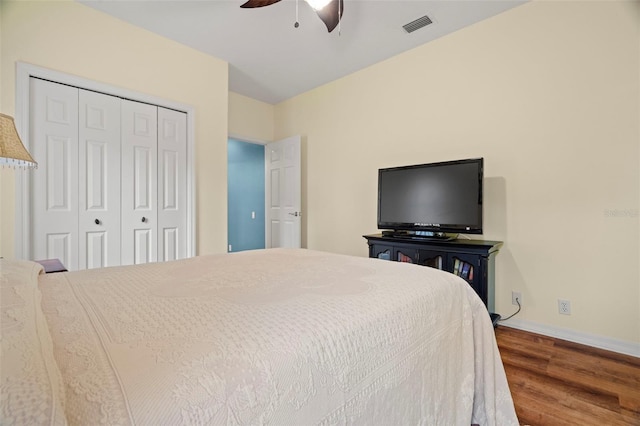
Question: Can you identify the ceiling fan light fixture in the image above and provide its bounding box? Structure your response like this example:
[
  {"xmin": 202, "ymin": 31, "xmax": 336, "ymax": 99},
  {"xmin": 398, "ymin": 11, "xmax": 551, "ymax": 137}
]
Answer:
[
  {"xmin": 305, "ymin": 0, "xmax": 332, "ymax": 11},
  {"xmin": 241, "ymin": 0, "xmax": 342, "ymax": 33}
]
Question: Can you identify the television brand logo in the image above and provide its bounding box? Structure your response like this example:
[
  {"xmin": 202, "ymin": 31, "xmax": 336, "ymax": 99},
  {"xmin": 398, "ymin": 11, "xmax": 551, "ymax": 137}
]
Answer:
[{"xmin": 414, "ymin": 223, "xmax": 440, "ymax": 227}]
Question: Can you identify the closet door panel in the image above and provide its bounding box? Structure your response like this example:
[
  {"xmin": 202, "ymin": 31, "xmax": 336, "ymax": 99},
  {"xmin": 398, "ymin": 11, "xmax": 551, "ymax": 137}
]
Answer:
[
  {"xmin": 157, "ymin": 107, "xmax": 187, "ymax": 262},
  {"xmin": 121, "ymin": 100, "xmax": 158, "ymax": 265},
  {"xmin": 30, "ymin": 79, "xmax": 79, "ymax": 270},
  {"xmin": 78, "ymin": 89, "xmax": 121, "ymax": 269},
  {"xmin": 134, "ymin": 229, "xmax": 152, "ymax": 264}
]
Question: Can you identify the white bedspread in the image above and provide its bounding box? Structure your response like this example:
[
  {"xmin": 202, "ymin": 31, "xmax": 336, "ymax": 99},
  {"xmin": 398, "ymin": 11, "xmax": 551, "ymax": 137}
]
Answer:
[{"xmin": 35, "ymin": 248, "xmax": 517, "ymax": 425}]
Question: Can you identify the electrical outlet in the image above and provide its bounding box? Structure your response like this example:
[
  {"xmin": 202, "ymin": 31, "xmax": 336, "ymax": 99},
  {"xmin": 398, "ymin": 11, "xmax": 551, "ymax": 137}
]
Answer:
[
  {"xmin": 558, "ymin": 299, "xmax": 571, "ymax": 315},
  {"xmin": 228, "ymin": 244, "xmax": 232, "ymax": 252},
  {"xmin": 512, "ymin": 291, "xmax": 522, "ymax": 306}
]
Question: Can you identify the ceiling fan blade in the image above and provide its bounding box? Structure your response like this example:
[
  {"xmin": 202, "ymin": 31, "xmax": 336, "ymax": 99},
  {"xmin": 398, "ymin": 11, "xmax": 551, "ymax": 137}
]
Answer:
[
  {"xmin": 240, "ymin": 0, "xmax": 281, "ymax": 8},
  {"xmin": 315, "ymin": 0, "xmax": 344, "ymax": 33}
]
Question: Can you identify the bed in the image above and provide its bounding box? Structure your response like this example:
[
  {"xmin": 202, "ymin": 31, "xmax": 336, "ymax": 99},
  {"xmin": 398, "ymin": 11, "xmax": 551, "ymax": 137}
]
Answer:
[{"xmin": 1, "ymin": 248, "xmax": 518, "ymax": 425}]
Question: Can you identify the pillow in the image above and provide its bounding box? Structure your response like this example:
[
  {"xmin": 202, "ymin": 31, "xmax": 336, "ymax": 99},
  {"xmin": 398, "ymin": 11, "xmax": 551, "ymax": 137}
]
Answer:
[{"xmin": 1, "ymin": 259, "xmax": 67, "ymax": 425}]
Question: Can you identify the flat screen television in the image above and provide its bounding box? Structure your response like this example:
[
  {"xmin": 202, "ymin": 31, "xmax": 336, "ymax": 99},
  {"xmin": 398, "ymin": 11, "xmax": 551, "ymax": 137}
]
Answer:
[{"xmin": 377, "ymin": 158, "xmax": 483, "ymax": 237}]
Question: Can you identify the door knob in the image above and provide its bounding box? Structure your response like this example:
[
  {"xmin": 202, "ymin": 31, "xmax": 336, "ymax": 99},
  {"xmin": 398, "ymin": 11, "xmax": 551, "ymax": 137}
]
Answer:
[
  {"xmin": 95, "ymin": 219, "xmax": 101, "ymax": 225},
  {"xmin": 288, "ymin": 212, "xmax": 301, "ymax": 217},
  {"xmin": 141, "ymin": 217, "xmax": 147, "ymax": 223}
]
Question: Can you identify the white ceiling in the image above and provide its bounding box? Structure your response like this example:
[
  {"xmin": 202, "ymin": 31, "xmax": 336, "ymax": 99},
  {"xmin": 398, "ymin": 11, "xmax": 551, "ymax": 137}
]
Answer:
[{"xmin": 81, "ymin": 0, "xmax": 526, "ymax": 105}]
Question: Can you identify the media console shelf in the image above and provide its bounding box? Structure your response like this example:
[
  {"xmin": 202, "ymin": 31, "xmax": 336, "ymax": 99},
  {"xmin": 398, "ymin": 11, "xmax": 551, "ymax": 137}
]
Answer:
[{"xmin": 364, "ymin": 234, "xmax": 502, "ymax": 325}]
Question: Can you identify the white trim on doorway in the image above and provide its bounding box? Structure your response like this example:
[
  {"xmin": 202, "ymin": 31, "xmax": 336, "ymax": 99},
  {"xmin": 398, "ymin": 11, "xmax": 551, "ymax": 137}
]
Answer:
[
  {"xmin": 14, "ymin": 62, "xmax": 196, "ymax": 260},
  {"xmin": 228, "ymin": 133, "xmax": 268, "ymax": 146}
]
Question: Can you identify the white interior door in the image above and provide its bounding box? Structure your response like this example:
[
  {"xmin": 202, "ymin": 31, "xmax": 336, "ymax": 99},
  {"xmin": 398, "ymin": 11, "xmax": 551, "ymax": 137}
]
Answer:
[
  {"xmin": 30, "ymin": 78, "xmax": 79, "ymax": 270},
  {"xmin": 78, "ymin": 89, "xmax": 121, "ymax": 269},
  {"xmin": 157, "ymin": 107, "xmax": 187, "ymax": 262},
  {"xmin": 121, "ymin": 100, "xmax": 158, "ymax": 265},
  {"xmin": 265, "ymin": 135, "xmax": 301, "ymax": 248}
]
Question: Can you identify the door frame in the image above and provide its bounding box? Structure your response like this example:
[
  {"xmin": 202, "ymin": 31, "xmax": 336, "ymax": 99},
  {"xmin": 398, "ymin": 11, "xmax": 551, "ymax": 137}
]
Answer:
[
  {"xmin": 227, "ymin": 134, "xmax": 304, "ymax": 250},
  {"xmin": 14, "ymin": 62, "xmax": 196, "ymax": 260}
]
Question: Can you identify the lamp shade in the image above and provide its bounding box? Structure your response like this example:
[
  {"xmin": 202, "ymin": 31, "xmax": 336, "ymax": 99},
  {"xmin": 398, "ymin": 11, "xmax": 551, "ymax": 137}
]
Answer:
[{"xmin": 0, "ymin": 113, "xmax": 37, "ymax": 169}]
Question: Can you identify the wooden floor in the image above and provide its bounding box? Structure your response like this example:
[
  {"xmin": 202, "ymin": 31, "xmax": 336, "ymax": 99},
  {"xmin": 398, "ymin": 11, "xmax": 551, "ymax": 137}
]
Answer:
[{"xmin": 495, "ymin": 326, "xmax": 640, "ymax": 425}]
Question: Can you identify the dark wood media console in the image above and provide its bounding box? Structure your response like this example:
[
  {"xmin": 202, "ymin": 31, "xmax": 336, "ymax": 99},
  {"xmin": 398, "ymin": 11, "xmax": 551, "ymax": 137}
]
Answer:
[{"xmin": 364, "ymin": 234, "xmax": 502, "ymax": 323}]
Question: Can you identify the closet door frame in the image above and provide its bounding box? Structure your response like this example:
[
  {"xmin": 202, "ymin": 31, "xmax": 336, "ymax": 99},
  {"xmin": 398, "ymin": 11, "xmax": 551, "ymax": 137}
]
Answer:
[{"xmin": 14, "ymin": 62, "xmax": 196, "ymax": 261}]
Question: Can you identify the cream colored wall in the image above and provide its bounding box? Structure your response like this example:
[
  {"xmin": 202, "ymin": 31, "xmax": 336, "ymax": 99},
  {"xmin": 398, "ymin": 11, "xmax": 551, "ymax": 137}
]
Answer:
[
  {"xmin": 228, "ymin": 91, "xmax": 274, "ymax": 142},
  {"xmin": 0, "ymin": 0, "xmax": 229, "ymax": 257},
  {"xmin": 275, "ymin": 1, "xmax": 640, "ymax": 344}
]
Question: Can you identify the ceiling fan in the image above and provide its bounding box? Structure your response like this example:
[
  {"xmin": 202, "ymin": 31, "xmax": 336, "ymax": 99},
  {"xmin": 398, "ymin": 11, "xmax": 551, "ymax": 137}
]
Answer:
[{"xmin": 240, "ymin": 0, "xmax": 344, "ymax": 33}]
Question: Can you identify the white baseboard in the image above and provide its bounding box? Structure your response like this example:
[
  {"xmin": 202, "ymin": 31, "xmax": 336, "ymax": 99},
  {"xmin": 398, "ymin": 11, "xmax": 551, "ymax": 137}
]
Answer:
[{"xmin": 500, "ymin": 318, "xmax": 640, "ymax": 358}]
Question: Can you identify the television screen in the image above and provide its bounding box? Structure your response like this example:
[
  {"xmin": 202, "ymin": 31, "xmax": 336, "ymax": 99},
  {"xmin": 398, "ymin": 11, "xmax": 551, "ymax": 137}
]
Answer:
[{"xmin": 377, "ymin": 158, "xmax": 483, "ymax": 235}]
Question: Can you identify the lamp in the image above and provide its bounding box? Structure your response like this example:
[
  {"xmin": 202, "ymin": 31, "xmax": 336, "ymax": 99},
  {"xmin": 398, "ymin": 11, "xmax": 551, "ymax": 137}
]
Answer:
[{"xmin": 0, "ymin": 113, "xmax": 37, "ymax": 169}]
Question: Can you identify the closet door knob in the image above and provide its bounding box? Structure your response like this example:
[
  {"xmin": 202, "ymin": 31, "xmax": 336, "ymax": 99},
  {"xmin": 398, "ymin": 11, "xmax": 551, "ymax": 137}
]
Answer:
[
  {"xmin": 141, "ymin": 217, "xmax": 147, "ymax": 223},
  {"xmin": 95, "ymin": 219, "xmax": 101, "ymax": 225}
]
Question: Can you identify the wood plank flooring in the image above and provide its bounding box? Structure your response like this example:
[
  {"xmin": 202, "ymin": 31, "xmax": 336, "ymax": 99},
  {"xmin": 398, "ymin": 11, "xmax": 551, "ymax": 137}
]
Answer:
[{"xmin": 495, "ymin": 326, "xmax": 640, "ymax": 425}]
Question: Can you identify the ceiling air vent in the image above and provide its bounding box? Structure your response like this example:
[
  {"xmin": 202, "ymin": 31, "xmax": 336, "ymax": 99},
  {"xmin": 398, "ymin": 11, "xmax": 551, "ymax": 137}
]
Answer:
[{"xmin": 403, "ymin": 15, "xmax": 433, "ymax": 33}]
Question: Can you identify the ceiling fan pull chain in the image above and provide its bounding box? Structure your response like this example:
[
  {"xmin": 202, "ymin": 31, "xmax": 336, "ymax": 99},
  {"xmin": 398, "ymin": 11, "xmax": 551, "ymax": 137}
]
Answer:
[
  {"xmin": 338, "ymin": 0, "xmax": 341, "ymax": 35},
  {"xmin": 294, "ymin": 0, "xmax": 300, "ymax": 28}
]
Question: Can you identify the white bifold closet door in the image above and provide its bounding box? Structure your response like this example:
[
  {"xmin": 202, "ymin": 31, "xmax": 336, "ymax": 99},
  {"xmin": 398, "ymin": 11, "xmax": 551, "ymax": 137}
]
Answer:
[
  {"xmin": 157, "ymin": 107, "xmax": 187, "ymax": 262},
  {"xmin": 31, "ymin": 79, "xmax": 81, "ymax": 270},
  {"xmin": 78, "ymin": 89, "xmax": 122, "ymax": 270},
  {"xmin": 120, "ymin": 100, "xmax": 158, "ymax": 265},
  {"xmin": 30, "ymin": 78, "xmax": 187, "ymax": 270},
  {"xmin": 120, "ymin": 101, "xmax": 187, "ymax": 265}
]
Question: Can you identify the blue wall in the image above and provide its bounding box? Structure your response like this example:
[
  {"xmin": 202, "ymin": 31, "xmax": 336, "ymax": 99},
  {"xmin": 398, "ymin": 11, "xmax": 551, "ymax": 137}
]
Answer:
[{"xmin": 228, "ymin": 139, "xmax": 265, "ymax": 252}]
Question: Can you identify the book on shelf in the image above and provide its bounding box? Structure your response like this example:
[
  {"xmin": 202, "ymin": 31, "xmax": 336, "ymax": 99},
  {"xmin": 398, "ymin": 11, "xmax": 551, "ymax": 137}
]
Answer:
[
  {"xmin": 423, "ymin": 255, "xmax": 443, "ymax": 269},
  {"xmin": 461, "ymin": 263, "xmax": 470, "ymax": 280},
  {"xmin": 377, "ymin": 250, "xmax": 391, "ymax": 260}
]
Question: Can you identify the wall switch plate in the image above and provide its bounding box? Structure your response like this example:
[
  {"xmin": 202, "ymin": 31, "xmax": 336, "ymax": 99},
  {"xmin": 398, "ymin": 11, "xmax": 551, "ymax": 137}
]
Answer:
[
  {"xmin": 512, "ymin": 291, "xmax": 522, "ymax": 306},
  {"xmin": 558, "ymin": 299, "xmax": 571, "ymax": 315}
]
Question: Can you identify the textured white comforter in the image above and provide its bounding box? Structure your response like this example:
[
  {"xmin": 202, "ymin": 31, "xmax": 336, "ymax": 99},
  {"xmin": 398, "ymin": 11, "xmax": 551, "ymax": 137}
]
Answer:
[{"xmin": 27, "ymin": 248, "xmax": 517, "ymax": 425}]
